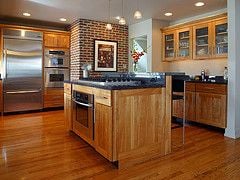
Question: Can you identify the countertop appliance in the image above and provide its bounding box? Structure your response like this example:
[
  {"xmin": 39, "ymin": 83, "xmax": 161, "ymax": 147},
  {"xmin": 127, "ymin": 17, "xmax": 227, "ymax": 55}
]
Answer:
[
  {"xmin": 72, "ymin": 90, "xmax": 94, "ymax": 144},
  {"xmin": 2, "ymin": 29, "xmax": 43, "ymax": 113},
  {"xmin": 44, "ymin": 48, "xmax": 69, "ymax": 88}
]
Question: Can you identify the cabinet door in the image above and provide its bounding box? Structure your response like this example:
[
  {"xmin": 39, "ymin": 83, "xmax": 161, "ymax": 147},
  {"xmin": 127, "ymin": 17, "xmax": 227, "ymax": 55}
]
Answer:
[
  {"xmin": 212, "ymin": 19, "xmax": 228, "ymax": 58},
  {"xmin": 196, "ymin": 92, "xmax": 226, "ymax": 128},
  {"xmin": 185, "ymin": 91, "xmax": 196, "ymax": 121},
  {"xmin": 44, "ymin": 33, "xmax": 58, "ymax": 47},
  {"xmin": 176, "ymin": 27, "xmax": 192, "ymax": 60},
  {"xmin": 94, "ymin": 103, "xmax": 113, "ymax": 161},
  {"xmin": 163, "ymin": 31, "xmax": 176, "ymax": 61},
  {"xmin": 193, "ymin": 23, "xmax": 212, "ymax": 59},
  {"xmin": 64, "ymin": 93, "xmax": 72, "ymax": 131},
  {"xmin": 57, "ymin": 35, "xmax": 70, "ymax": 48}
]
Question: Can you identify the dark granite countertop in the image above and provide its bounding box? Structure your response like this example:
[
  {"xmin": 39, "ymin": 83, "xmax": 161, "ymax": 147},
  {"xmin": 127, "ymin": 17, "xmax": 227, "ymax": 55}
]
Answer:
[
  {"xmin": 172, "ymin": 75, "xmax": 228, "ymax": 84},
  {"xmin": 65, "ymin": 80, "xmax": 166, "ymax": 90},
  {"xmin": 185, "ymin": 79, "xmax": 228, "ymax": 84}
]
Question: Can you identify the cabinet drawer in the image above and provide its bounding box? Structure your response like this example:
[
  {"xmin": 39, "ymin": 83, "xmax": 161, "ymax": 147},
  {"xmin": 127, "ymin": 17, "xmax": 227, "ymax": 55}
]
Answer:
[
  {"xmin": 185, "ymin": 82, "xmax": 196, "ymax": 92},
  {"xmin": 64, "ymin": 83, "xmax": 72, "ymax": 94},
  {"xmin": 196, "ymin": 83, "xmax": 227, "ymax": 94},
  {"xmin": 44, "ymin": 88, "xmax": 64, "ymax": 108},
  {"xmin": 93, "ymin": 88, "xmax": 111, "ymax": 106}
]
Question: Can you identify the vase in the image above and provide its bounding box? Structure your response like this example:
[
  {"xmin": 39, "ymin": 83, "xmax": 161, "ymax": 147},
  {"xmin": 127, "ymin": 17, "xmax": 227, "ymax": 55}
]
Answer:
[{"xmin": 133, "ymin": 62, "xmax": 138, "ymax": 72}]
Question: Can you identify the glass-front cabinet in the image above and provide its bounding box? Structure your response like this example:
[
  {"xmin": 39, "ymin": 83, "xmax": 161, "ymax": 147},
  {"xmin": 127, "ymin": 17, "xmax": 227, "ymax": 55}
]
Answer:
[
  {"xmin": 193, "ymin": 18, "xmax": 228, "ymax": 59},
  {"xmin": 176, "ymin": 28, "xmax": 192, "ymax": 60},
  {"xmin": 163, "ymin": 31, "xmax": 175, "ymax": 61},
  {"xmin": 213, "ymin": 19, "xmax": 228, "ymax": 58},
  {"xmin": 193, "ymin": 23, "xmax": 211, "ymax": 59},
  {"xmin": 163, "ymin": 28, "xmax": 192, "ymax": 61}
]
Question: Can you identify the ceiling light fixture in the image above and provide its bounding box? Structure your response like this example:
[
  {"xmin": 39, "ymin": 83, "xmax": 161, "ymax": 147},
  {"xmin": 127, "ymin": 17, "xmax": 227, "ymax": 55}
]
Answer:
[
  {"xmin": 119, "ymin": 0, "xmax": 126, "ymax": 25},
  {"xmin": 59, "ymin": 18, "xmax": 67, "ymax": 22},
  {"xmin": 164, "ymin": 12, "xmax": 173, "ymax": 17},
  {"xmin": 134, "ymin": 0, "xmax": 142, "ymax": 19},
  {"xmin": 195, "ymin": 2, "xmax": 205, "ymax": 7},
  {"xmin": 106, "ymin": 0, "xmax": 112, "ymax": 30},
  {"xmin": 21, "ymin": 30, "xmax": 25, "ymax": 37},
  {"xmin": 115, "ymin": 16, "xmax": 121, "ymax": 20},
  {"xmin": 23, "ymin": 12, "xmax": 31, "ymax": 17}
]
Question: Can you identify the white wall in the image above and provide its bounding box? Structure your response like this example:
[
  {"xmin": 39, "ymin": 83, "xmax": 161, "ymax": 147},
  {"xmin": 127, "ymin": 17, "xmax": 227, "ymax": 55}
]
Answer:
[
  {"xmin": 225, "ymin": 0, "xmax": 240, "ymax": 139},
  {"xmin": 129, "ymin": 19, "xmax": 152, "ymax": 72},
  {"xmin": 129, "ymin": 19, "xmax": 170, "ymax": 72}
]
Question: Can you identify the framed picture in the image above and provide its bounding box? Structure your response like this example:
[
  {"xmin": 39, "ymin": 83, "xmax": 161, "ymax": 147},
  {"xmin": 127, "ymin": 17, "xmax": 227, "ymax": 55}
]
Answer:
[{"xmin": 94, "ymin": 40, "xmax": 118, "ymax": 71}]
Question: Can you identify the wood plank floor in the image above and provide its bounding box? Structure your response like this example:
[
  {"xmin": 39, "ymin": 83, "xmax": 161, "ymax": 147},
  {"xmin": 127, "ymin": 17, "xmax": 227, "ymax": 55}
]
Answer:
[{"xmin": 0, "ymin": 110, "xmax": 240, "ymax": 179}]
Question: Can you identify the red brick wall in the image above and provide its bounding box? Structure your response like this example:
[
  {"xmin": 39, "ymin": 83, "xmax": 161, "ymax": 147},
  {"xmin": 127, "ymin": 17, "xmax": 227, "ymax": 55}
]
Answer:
[{"xmin": 70, "ymin": 19, "xmax": 129, "ymax": 80}]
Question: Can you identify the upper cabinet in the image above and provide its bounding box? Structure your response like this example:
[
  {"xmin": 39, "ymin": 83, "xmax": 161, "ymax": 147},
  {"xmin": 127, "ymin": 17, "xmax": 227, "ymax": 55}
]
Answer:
[
  {"xmin": 163, "ymin": 27, "xmax": 192, "ymax": 61},
  {"xmin": 163, "ymin": 31, "xmax": 175, "ymax": 61},
  {"xmin": 193, "ymin": 23, "xmax": 212, "ymax": 59},
  {"xmin": 162, "ymin": 14, "xmax": 227, "ymax": 61},
  {"xmin": 44, "ymin": 33, "xmax": 70, "ymax": 48},
  {"xmin": 213, "ymin": 19, "xmax": 228, "ymax": 58},
  {"xmin": 176, "ymin": 27, "xmax": 192, "ymax": 60}
]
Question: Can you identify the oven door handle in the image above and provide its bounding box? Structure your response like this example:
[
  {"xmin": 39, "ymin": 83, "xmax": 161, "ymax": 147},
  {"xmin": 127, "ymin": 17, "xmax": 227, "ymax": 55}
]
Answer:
[{"xmin": 72, "ymin": 98, "xmax": 93, "ymax": 108}]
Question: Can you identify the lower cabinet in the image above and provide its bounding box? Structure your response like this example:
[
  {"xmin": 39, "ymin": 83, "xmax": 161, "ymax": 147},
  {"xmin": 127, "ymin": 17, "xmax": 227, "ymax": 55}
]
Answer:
[
  {"xmin": 64, "ymin": 93, "xmax": 72, "ymax": 131},
  {"xmin": 94, "ymin": 103, "xmax": 113, "ymax": 161},
  {"xmin": 185, "ymin": 91, "xmax": 196, "ymax": 121},
  {"xmin": 196, "ymin": 92, "xmax": 226, "ymax": 128},
  {"xmin": 44, "ymin": 88, "xmax": 64, "ymax": 108},
  {"xmin": 172, "ymin": 82, "xmax": 227, "ymax": 128}
]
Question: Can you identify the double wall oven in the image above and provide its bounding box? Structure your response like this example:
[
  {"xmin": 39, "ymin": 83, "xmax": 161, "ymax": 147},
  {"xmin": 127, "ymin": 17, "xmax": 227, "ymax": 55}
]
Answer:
[
  {"xmin": 72, "ymin": 90, "xmax": 94, "ymax": 145},
  {"xmin": 44, "ymin": 49, "xmax": 69, "ymax": 87}
]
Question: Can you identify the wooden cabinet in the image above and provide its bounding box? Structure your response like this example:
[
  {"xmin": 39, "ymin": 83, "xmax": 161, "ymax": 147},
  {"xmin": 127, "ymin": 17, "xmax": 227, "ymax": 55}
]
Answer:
[
  {"xmin": 94, "ymin": 89, "xmax": 113, "ymax": 161},
  {"xmin": 196, "ymin": 92, "xmax": 226, "ymax": 128},
  {"xmin": 44, "ymin": 88, "xmax": 64, "ymax": 108},
  {"xmin": 163, "ymin": 27, "xmax": 192, "ymax": 61},
  {"xmin": 94, "ymin": 103, "xmax": 113, "ymax": 161},
  {"xmin": 162, "ymin": 14, "xmax": 227, "ymax": 61},
  {"xmin": 163, "ymin": 31, "xmax": 175, "ymax": 61},
  {"xmin": 0, "ymin": 80, "xmax": 2, "ymax": 114},
  {"xmin": 193, "ymin": 23, "xmax": 212, "ymax": 59},
  {"xmin": 44, "ymin": 33, "xmax": 70, "ymax": 48},
  {"xmin": 173, "ymin": 82, "xmax": 227, "ymax": 128},
  {"xmin": 64, "ymin": 83, "xmax": 72, "ymax": 131},
  {"xmin": 193, "ymin": 18, "xmax": 227, "ymax": 59}
]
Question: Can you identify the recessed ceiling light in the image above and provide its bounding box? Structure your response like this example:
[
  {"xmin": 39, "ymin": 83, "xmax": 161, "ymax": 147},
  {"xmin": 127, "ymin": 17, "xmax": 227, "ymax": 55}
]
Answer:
[
  {"xmin": 23, "ymin": 12, "xmax": 31, "ymax": 17},
  {"xmin": 115, "ymin": 16, "xmax": 121, "ymax": 20},
  {"xmin": 59, "ymin": 18, "xmax": 67, "ymax": 22},
  {"xmin": 164, "ymin": 12, "xmax": 173, "ymax": 17},
  {"xmin": 195, "ymin": 2, "xmax": 205, "ymax": 7}
]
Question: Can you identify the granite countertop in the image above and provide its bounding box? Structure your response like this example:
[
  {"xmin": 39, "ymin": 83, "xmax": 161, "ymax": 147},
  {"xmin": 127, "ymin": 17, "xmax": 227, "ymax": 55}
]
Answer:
[
  {"xmin": 172, "ymin": 75, "xmax": 228, "ymax": 84},
  {"xmin": 185, "ymin": 79, "xmax": 228, "ymax": 84},
  {"xmin": 65, "ymin": 79, "xmax": 166, "ymax": 90}
]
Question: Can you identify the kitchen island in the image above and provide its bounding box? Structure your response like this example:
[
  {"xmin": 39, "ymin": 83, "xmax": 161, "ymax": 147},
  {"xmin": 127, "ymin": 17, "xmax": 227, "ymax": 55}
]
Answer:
[{"xmin": 64, "ymin": 74, "xmax": 172, "ymax": 169}]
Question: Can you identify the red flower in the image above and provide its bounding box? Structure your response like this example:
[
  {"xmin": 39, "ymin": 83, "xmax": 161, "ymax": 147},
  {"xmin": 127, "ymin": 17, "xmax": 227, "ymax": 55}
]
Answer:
[{"xmin": 131, "ymin": 51, "xmax": 144, "ymax": 63}]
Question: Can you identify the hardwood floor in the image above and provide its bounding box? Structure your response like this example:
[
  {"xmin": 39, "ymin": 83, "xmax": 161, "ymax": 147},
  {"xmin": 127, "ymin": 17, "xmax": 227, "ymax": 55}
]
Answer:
[{"xmin": 0, "ymin": 110, "xmax": 240, "ymax": 179}]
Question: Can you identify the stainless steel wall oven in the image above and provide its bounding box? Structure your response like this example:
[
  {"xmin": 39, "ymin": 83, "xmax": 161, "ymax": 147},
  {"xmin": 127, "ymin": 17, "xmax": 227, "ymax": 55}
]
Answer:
[
  {"xmin": 44, "ymin": 48, "xmax": 70, "ymax": 88},
  {"xmin": 72, "ymin": 91, "xmax": 94, "ymax": 144}
]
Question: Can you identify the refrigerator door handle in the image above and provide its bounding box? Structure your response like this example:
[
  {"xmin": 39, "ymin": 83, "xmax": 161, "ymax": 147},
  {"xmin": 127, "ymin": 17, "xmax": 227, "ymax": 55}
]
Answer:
[
  {"xmin": 3, "ymin": 49, "xmax": 7, "ymax": 79},
  {"xmin": 5, "ymin": 89, "xmax": 42, "ymax": 94}
]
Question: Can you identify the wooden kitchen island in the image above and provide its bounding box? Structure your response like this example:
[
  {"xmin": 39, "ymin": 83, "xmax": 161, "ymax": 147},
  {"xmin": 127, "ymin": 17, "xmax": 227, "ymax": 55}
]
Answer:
[{"xmin": 64, "ymin": 76, "xmax": 172, "ymax": 169}]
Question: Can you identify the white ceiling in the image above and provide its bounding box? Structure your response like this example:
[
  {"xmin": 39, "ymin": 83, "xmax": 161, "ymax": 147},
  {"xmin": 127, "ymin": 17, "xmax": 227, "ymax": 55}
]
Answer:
[{"xmin": 0, "ymin": 0, "xmax": 227, "ymax": 25}]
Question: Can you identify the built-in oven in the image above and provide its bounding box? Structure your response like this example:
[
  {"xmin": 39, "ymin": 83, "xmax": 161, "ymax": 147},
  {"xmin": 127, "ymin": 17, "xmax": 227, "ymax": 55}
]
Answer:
[
  {"xmin": 72, "ymin": 91, "xmax": 94, "ymax": 145},
  {"xmin": 44, "ymin": 48, "xmax": 69, "ymax": 68},
  {"xmin": 44, "ymin": 68, "xmax": 69, "ymax": 88}
]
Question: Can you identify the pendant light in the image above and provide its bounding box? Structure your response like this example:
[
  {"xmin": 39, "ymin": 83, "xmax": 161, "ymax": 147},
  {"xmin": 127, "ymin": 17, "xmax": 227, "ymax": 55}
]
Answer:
[
  {"xmin": 119, "ymin": 0, "xmax": 126, "ymax": 25},
  {"xmin": 134, "ymin": 0, "xmax": 142, "ymax": 19},
  {"xmin": 106, "ymin": 0, "xmax": 112, "ymax": 30}
]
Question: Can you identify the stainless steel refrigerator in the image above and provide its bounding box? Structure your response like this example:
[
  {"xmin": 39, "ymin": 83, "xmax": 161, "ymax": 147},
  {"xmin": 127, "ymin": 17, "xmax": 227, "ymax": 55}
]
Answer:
[{"xmin": 2, "ymin": 29, "xmax": 43, "ymax": 113}]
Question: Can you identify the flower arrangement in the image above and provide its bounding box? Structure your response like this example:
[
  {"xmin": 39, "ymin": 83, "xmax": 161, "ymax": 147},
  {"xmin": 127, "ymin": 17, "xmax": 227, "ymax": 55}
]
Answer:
[{"xmin": 131, "ymin": 51, "xmax": 144, "ymax": 63}]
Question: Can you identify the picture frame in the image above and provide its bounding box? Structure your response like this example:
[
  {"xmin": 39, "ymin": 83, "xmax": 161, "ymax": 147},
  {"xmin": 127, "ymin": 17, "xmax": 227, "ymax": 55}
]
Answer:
[{"xmin": 94, "ymin": 39, "xmax": 118, "ymax": 72}]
